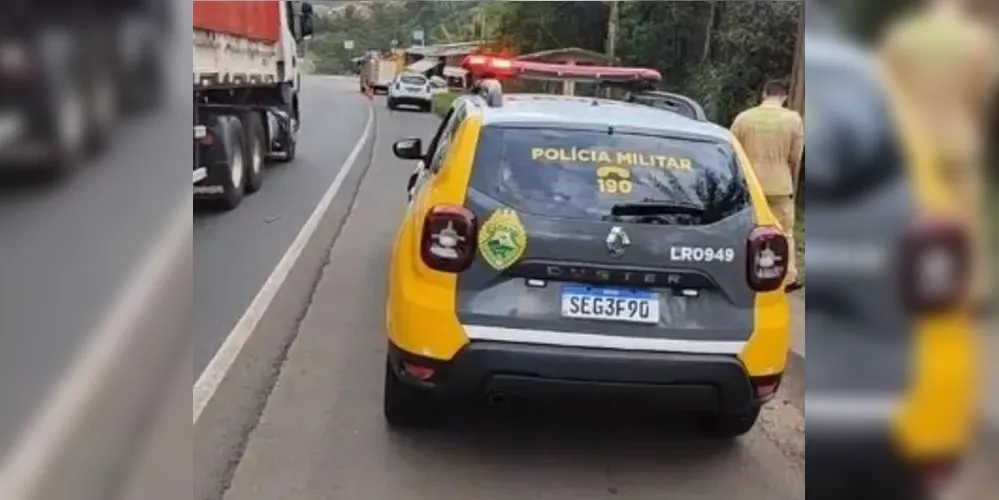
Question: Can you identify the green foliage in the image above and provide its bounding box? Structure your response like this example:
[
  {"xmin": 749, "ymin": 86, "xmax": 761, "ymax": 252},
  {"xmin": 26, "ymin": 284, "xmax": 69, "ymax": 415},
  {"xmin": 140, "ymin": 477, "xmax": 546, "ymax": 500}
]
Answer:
[
  {"xmin": 490, "ymin": 1, "xmax": 608, "ymax": 54},
  {"xmin": 432, "ymin": 92, "xmax": 458, "ymax": 118},
  {"xmin": 311, "ymin": 1, "xmax": 802, "ymax": 124},
  {"xmin": 488, "ymin": 1, "xmax": 801, "ymax": 125},
  {"xmin": 309, "ymin": 2, "xmax": 485, "ymax": 74}
]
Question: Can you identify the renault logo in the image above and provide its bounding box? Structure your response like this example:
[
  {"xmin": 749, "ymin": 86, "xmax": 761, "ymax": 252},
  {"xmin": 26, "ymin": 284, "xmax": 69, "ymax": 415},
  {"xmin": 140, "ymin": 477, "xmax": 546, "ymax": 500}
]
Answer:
[{"xmin": 605, "ymin": 226, "xmax": 630, "ymax": 257}]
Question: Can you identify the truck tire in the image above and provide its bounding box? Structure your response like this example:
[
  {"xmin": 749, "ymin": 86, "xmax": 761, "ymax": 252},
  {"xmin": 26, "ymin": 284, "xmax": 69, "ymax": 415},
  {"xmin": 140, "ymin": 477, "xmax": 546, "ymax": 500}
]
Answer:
[
  {"xmin": 273, "ymin": 117, "xmax": 297, "ymax": 163},
  {"xmin": 83, "ymin": 63, "xmax": 117, "ymax": 158},
  {"xmin": 39, "ymin": 76, "xmax": 89, "ymax": 180},
  {"xmin": 240, "ymin": 111, "xmax": 265, "ymax": 194},
  {"xmin": 216, "ymin": 115, "xmax": 247, "ymax": 210}
]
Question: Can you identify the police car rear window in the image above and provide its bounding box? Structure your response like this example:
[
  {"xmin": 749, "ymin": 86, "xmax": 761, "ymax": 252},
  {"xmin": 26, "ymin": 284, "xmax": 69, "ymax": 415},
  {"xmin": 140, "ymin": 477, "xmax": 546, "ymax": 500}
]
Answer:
[
  {"xmin": 400, "ymin": 75, "xmax": 426, "ymax": 85},
  {"xmin": 469, "ymin": 126, "xmax": 750, "ymax": 225}
]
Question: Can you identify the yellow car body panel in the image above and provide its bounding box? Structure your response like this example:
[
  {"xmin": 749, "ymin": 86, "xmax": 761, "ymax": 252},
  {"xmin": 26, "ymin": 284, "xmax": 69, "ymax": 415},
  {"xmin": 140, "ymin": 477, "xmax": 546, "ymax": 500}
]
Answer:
[
  {"xmin": 731, "ymin": 137, "xmax": 793, "ymax": 378},
  {"xmin": 387, "ymin": 115, "xmax": 483, "ymax": 361},
  {"xmin": 881, "ymin": 69, "xmax": 976, "ymax": 460}
]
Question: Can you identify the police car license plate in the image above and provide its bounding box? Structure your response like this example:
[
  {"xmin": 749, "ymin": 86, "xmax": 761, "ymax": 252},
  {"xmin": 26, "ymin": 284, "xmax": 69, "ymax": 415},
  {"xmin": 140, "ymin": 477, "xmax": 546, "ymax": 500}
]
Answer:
[{"xmin": 560, "ymin": 285, "xmax": 659, "ymax": 324}]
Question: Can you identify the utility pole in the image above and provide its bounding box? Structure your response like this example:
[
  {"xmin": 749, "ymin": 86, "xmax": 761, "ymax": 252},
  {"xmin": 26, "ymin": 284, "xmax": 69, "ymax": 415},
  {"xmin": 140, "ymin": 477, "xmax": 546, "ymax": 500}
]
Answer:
[
  {"xmin": 605, "ymin": 1, "xmax": 619, "ymax": 97},
  {"xmin": 606, "ymin": 1, "xmax": 618, "ymax": 61},
  {"xmin": 478, "ymin": 10, "xmax": 487, "ymax": 46}
]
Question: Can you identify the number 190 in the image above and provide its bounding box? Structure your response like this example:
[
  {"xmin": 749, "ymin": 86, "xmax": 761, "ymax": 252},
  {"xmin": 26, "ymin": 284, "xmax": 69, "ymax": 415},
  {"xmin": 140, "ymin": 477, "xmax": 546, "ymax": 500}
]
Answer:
[{"xmin": 598, "ymin": 178, "xmax": 633, "ymax": 194}]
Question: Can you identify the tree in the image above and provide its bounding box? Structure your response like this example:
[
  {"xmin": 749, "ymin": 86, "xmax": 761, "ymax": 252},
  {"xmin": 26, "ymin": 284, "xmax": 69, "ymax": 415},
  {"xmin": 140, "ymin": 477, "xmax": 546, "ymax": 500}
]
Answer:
[{"xmin": 490, "ymin": 0, "xmax": 800, "ymax": 124}]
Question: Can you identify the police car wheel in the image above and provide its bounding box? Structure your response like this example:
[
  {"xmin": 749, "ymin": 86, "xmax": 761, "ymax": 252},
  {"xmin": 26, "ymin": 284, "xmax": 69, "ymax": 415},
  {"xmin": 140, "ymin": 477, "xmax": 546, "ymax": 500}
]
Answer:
[
  {"xmin": 387, "ymin": 98, "xmax": 397, "ymax": 110},
  {"xmin": 383, "ymin": 357, "xmax": 440, "ymax": 428},
  {"xmin": 696, "ymin": 407, "xmax": 761, "ymax": 439}
]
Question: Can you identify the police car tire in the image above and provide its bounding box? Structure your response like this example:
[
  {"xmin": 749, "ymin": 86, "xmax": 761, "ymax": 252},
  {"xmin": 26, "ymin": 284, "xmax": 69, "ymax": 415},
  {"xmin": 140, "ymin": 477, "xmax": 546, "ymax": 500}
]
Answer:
[
  {"xmin": 697, "ymin": 407, "xmax": 762, "ymax": 439},
  {"xmin": 383, "ymin": 357, "xmax": 439, "ymax": 428},
  {"xmin": 240, "ymin": 111, "xmax": 265, "ymax": 194},
  {"xmin": 217, "ymin": 115, "xmax": 246, "ymax": 210},
  {"xmin": 387, "ymin": 98, "xmax": 397, "ymax": 110}
]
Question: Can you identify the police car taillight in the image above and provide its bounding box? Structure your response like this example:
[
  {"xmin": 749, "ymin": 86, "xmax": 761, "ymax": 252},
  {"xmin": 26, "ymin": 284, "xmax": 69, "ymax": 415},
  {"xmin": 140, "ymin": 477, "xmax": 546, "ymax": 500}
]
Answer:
[
  {"xmin": 747, "ymin": 226, "xmax": 789, "ymax": 292},
  {"xmin": 898, "ymin": 217, "xmax": 969, "ymax": 314},
  {"xmin": 421, "ymin": 204, "xmax": 478, "ymax": 273}
]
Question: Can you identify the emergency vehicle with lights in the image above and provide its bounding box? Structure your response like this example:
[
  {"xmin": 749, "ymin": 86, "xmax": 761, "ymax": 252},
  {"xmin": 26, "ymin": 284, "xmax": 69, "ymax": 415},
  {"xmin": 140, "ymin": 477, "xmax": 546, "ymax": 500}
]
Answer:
[
  {"xmin": 384, "ymin": 56, "xmax": 793, "ymax": 438},
  {"xmin": 193, "ymin": 0, "xmax": 313, "ymax": 210}
]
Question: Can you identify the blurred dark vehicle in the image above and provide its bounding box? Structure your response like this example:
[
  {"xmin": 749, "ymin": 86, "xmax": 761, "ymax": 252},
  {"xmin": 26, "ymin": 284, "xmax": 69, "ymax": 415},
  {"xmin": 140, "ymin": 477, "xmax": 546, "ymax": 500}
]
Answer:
[
  {"xmin": 806, "ymin": 18, "xmax": 975, "ymax": 500},
  {"xmin": 0, "ymin": 0, "xmax": 170, "ymax": 179}
]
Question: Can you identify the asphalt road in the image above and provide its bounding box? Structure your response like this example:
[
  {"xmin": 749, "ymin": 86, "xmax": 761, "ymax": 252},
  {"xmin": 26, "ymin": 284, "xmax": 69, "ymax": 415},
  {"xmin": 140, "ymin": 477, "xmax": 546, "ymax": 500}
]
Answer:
[
  {"xmin": 0, "ymin": 80, "xmax": 188, "ymax": 459},
  {"xmin": 193, "ymin": 76, "xmax": 372, "ymax": 375},
  {"xmin": 210, "ymin": 91, "xmax": 807, "ymax": 500}
]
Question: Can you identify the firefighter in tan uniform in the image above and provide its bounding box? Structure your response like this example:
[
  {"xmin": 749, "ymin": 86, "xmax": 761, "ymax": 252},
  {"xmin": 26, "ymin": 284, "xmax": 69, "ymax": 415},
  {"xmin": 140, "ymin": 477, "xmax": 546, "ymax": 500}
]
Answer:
[
  {"xmin": 879, "ymin": 0, "xmax": 999, "ymax": 311},
  {"xmin": 731, "ymin": 80, "xmax": 805, "ymax": 291}
]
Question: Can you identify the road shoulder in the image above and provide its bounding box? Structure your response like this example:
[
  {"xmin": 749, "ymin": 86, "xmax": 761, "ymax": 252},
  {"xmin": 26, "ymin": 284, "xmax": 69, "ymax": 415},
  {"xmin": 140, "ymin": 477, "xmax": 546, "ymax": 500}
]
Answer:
[{"xmin": 193, "ymin": 96, "xmax": 376, "ymax": 500}]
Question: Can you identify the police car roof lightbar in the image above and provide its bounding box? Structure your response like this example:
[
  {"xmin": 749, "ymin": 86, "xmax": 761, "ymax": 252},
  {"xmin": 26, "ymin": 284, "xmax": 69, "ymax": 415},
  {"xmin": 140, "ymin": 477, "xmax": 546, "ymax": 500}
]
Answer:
[{"xmin": 461, "ymin": 55, "xmax": 662, "ymax": 86}]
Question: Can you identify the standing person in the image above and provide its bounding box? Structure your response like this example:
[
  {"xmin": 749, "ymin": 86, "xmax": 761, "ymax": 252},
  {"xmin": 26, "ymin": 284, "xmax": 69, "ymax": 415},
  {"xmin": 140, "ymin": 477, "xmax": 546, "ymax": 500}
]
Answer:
[
  {"xmin": 731, "ymin": 79, "xmax": 805, "ymax": 292},
  {"xmin": 879, "ymin": 0, "xmax": 999, "ymax": 313}
]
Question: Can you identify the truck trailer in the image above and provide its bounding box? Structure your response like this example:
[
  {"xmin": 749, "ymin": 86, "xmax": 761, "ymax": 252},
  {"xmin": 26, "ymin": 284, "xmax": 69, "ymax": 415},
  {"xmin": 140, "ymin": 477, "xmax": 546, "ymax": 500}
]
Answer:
[
  {"xmin": 359, "ymin": 53, "xmax": 401, "ymax": 94},
  {"xmin": 193, "ymin": 0, "xmax": 313, "ymax": 210}
]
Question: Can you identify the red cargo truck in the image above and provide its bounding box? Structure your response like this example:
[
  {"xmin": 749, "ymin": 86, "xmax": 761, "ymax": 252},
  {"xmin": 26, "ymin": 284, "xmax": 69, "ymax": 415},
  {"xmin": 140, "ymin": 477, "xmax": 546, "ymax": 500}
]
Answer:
[{"xmin": 193, "ymin": 1, "xmax": 314, "ymax": 210}]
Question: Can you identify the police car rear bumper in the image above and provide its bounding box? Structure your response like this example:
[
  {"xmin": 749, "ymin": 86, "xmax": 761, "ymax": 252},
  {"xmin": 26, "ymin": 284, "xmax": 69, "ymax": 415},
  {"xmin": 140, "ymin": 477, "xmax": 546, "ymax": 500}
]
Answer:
[
  {"xmin": 389, "ymin": 94, "xmax": 432, "ymax": 105},
  {"xmin": 388, "ymin": 340, "xmax": 767, "ymax": 414}
]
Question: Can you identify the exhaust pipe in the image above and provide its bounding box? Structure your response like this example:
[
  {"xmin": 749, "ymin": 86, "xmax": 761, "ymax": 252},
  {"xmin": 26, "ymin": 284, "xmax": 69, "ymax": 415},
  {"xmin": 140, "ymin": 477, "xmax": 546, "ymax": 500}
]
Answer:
[{"xmin": 487, "ymin": 392, "xmax": 508, "ymax": 406}]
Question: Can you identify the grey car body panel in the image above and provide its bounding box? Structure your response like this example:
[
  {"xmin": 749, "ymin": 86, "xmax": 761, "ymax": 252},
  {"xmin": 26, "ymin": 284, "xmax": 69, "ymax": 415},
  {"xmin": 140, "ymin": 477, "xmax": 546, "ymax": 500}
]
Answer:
[
  {"xmin": 479, "ymin": 95, "xmax": 733, "ymax": 141},
  {"xmin": 450, "ymin": 111, "xmax": 759, "ymax": 345},
  {"xmin": 805, "ymin": 35, "xmax": 914, "ymax": 397}
]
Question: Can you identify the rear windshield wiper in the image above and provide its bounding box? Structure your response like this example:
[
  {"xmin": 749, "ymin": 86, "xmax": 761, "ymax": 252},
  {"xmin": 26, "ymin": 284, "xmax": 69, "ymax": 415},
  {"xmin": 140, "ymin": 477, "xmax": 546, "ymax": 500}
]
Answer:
[{"xmin": 610, "ymin": 201, "xmax": 705, "ymax": 217}]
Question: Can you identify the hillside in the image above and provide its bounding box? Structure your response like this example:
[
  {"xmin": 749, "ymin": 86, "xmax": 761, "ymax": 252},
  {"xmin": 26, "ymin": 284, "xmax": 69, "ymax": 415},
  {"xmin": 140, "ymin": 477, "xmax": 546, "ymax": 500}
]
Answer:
[{"xmin": 307, "ymin": 1, "xmax": 485, "ymax": 73}]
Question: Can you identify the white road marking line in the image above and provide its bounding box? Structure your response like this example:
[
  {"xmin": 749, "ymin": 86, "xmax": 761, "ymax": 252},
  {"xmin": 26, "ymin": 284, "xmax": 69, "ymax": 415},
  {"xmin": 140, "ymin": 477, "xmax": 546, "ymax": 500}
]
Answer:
[
  {"xmin": 193, "ymin": 167, "xmax": 207, "ymax": 183},
  {"xmin": 0, "ymin": 199, "xmax": 191, "ymax": 500},
  {"xmin": 193, "ymin": 102, "xmax": 374, "ymax": 424}
]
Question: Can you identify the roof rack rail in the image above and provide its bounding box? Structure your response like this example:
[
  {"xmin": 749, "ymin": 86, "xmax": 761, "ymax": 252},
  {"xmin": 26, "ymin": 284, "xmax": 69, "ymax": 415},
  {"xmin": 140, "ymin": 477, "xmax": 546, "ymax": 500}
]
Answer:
[{"xmin": 626, "ymin": 90, "xmax": 708, "ymax": 121}]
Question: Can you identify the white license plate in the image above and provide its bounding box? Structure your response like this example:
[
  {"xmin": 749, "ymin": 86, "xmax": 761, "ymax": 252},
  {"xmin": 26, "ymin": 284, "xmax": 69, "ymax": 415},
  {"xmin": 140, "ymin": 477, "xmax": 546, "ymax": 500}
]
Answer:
[{"xmin": 560, "ymin": 285, "xmax": 660, "ymax": 324}]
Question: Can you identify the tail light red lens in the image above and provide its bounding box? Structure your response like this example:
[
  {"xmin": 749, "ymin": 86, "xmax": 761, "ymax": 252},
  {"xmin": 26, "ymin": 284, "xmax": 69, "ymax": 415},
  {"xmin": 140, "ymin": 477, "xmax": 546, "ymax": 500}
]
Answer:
[
  {"xmin": 460, "ymin": 55, "xmax": 517, "ymax": 80},
  {"xmin": 898, "ymin": 217, "xmax": 969, "ymax": 314},
  {"xmin": 747, "ymin": 226, "xmax": 790, "ymax": 292},
  {"xmin": 420, "ymin": 204, "xmax": 478, "ymax": 273}
]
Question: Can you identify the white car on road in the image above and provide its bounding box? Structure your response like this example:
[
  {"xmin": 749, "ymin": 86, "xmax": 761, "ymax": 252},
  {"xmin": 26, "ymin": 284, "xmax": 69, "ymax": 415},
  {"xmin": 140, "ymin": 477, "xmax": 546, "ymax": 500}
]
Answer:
[{"xmin": 387, "ymin": 73, "xmax": 433, "ymax": 112}]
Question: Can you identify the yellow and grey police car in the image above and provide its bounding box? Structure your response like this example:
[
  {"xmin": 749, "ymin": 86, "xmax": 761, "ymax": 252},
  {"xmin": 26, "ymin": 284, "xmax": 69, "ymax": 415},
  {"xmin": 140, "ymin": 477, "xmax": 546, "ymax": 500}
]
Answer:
[{"xmin": 384, "ymin": 81, "xmax": 793, "ymax": 438}]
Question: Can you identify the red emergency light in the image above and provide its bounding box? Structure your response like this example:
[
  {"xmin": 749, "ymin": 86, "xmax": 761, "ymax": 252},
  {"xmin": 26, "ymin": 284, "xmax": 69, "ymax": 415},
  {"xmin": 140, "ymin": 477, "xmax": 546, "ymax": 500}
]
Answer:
[
  {"xmin": 461, "ymin": 55, "xmax": 517, "ymax": 79},
  {"xmin": 460, "ymin": 55, "xmax": 662, "ymax": 86}
]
